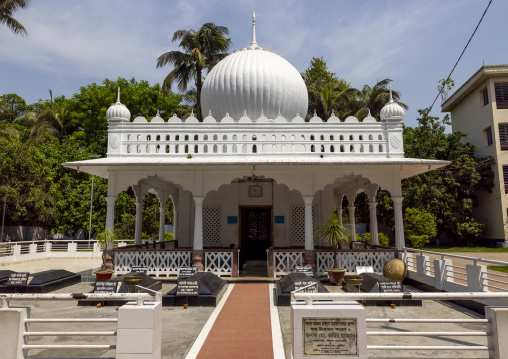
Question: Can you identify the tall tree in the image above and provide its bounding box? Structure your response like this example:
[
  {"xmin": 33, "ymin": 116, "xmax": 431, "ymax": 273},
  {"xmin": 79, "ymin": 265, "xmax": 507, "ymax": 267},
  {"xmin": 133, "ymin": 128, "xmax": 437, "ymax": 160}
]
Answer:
[
  {"xmin": 156, "ymin": 22, "xmax": 232, "ymax": 121},
  {"xmin": 403, "ymin": 109, "xmax": 494, "ymax": 245},
  {"xmin": 15, "ymin": 90, "xmax": 74, "ymax": 144},
  {"xmin": 0, "ymin": 0, "xmax": 29, "ymax": 36},
  {"xmin": 351, "ymin": 79, "xmax": 407, "ymax": 121}
]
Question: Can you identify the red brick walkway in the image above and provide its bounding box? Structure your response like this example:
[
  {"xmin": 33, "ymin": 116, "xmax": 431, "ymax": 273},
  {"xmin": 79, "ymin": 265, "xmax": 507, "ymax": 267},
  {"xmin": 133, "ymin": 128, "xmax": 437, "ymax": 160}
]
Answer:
[{"xmin": 196, "ymin": 283, "xmax": 274, "ymax": 359}]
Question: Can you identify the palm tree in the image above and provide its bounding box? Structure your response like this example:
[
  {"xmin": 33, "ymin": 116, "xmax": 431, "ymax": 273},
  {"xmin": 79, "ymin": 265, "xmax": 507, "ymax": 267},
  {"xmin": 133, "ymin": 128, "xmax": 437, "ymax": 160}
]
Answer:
[
  {"xmin": 351, "ymin": 79, "xmax": 408, "ymax": 121},
  {"xmin": 0, "ymin": 0, "xmax": 29, "ymax": 36},
  {"xmin": 156, "ymin": 23, "xmax": 231, "ymax": 121},
  {"xmin": 15, "ymin": 90, "xmax": 73, "ymax": 144},
  {"xmin": 308, "ymin": 81, "xmax": 359, "ymax": 120}
]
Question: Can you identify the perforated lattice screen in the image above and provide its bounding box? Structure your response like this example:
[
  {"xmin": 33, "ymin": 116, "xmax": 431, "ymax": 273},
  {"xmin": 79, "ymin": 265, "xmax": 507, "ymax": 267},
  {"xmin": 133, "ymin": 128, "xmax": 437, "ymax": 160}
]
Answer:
[
  {"xmin": 203, "ymin": 206, "xmax": 222, "ymax": 246},
  {"xmin": 290, "ymin": 205, "xmax": 317, "ymax": 245}
]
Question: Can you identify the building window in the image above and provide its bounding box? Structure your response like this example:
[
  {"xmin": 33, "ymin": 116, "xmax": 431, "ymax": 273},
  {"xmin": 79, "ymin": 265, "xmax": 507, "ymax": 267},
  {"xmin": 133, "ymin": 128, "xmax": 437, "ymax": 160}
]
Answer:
[
  {"xmin": 499, "ymin": 124, "xmax": 508, "ymax": 150},
  {"xmin": 482, "ymin": 88, "xmax": 489, "ymax": 106},
  {"xmin": 495, "ymin": 82, "xmax": 508, "ymax": 109},
  {"xmin": 484, "ymin": 126, "xmax": 493, "ymax": 146},
  {"xmin": 504, "ymin": 166, "xmax": 508, "ymax": 193}
]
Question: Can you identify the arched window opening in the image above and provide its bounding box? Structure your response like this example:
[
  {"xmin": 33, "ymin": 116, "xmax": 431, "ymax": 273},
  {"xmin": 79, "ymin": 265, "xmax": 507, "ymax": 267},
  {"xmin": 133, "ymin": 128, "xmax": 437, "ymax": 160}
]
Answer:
[
  {"xmin": 176, "ymin": 135, "xmax": 179, "ymax": 141},
  {"xmin": 252, "ymin": 135, "xmax": 257, "ymax": 141},
  {"xmin": 194, "ymin": 135, "xmax": 198, "ymax": 141},
  {"xmin": 320, "ymin": 135, "xmax": 324, "ymax": 140},
  {"xmin": 340, "ymin": 145, "xmax": 344, "ymax": 152},
  {"xmin": 166, "ymin": 135, "xmax": 170, "ymax": 141},
  {"xmin": 233, "ymin": 135, "xmax": 237, "ymax": 140},
  {"xmin": 321, "ymin": 145, "xmax": 325, "ymax": 152},
  {"xmin": 156, "ymin": 135, "xmax": 160, "ymax": 141},
  {"xmin": 166, "ymin": 145, "xmax": 170, "ymax": 153},
  {"xmin": 349, "ymin": 135, "xmax": 353, "ymax": 141},
  {"xmin": 146, "ymin": 145, "xmax": 150, "ymax": 153},
  {"xmin": 369, "ymin": 135, "xmax": 373, "ymax": 140},
  {"xmin": 310, "ymin": 135, "xmax": 315, "ymax": 141},
  {"xmin": 233, "ymin": 145, "xmax": 237, "ymax": 153},
  {"xmin": 253, "ymin": 144, "xmax": 257, "ymax": 153},
  {"xmin": 223, "ymin": 135, "xmax": 227, "ymax": 141},
  {"xmin": 369, "ymin": 145, "xmax": 373, "ymax": 152},
  {"xmin": 136, "ymin": 145, "xmax": 140, "ymax": 153},
  {"xmin": 127, "ymin": 134, "xmax": 131, "ymax": 141},
  {"xmin": 185, "ymin": 145, "xmax": 188, "ymax": 153},
  {"xmin": 156, "ymin": 144, "xmax": 160, "ymax": 153},
  {"xmin": 185, "ymin": 135, "xmax": 189, "ymax": 141},
  {"xmin": 350, "ymin": 145, "xmax": 354, "ymax": 152},
  {"xmin": 204, "ymin": 145, "xmax": 208, "ymax": 153},
  {"xmin": 359, "ymin": 135, "xmax": 363, "ymax": 141},
  {"xmin": 213, "ymin": 144, "xmax": 218, "ymax": 153},
  {"xmin": 379, "ymin": 144, "xmax": 383, "ymax": 152},
  {"xmin": 147, "ymin": 135, "xmax": 151, "ymax": 141},
  {"xmin": 175, "ymin": 145, "xmax": 179, "ymax": 153},
  {"xmin": 137, "ymin": 135, "xmax": 141, "ymax": 141},
  {"xmin": 204, "ymin": 135, "xmax": 208, "ymax": 140},
  {"xmin": 213, "ymin": 135, "xmax": 218, "ymax": 141},
  {"xmin": 330, "ymin": 145, "xmax": 335, "ymax": 152},
  {"xmin": 330, "ymin": 135, "xmax": 334, "ymax": 140},
  {"xmin": 340, "ymin": 135, "xmax": 344, "ymax": 141},
  {"xmin": 311, "ymin": 145, "xmax": 315, "ymax": 152},
  {"xmin": 378, "ymin": 135, "xmax": 383, "ymax": 140},
  {"xmin": 194, "ymin": 145, "xmax": 198, "ymax": 153},
  {"xmin": 223, "ymin": 144, "xmax": 227, "ymax": 153}
]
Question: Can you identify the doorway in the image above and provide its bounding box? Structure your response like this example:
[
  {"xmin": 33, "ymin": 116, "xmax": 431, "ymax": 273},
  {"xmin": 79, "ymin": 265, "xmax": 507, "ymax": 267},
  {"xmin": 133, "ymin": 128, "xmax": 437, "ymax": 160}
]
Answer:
[{"xmin": 240, "ymin": 206, "xmax": 272, "ymax": 261}]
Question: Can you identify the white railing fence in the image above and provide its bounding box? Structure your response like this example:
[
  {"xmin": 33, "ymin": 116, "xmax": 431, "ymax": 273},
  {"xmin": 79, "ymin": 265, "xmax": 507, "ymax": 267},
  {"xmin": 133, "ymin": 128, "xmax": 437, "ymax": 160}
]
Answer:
[
  {"xmin": 0, "ymin": 291, "xmax": 161, "ymax": 359},
  {"xmin": 114, "ymin": 249, "xmax": 238, "ymax": 277},
  {"xmin": 402, "ymin": 248, "xmax": 508, "ymax": 296}
]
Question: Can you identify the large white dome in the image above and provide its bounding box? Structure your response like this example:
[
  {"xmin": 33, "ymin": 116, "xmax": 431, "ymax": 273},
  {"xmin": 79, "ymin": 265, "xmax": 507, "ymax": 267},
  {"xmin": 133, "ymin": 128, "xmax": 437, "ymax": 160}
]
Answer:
[{"xmin": 201, "ymin": 16, "xmax": 308, "ymax": 120}]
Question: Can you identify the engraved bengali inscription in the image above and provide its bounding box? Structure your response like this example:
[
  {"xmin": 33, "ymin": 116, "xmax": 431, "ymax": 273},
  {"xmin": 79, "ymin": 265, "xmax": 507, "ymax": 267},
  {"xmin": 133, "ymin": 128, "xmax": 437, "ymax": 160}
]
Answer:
[{"xmin": 303, "ymin": 317, "xmax": 358, "ymax": 356}]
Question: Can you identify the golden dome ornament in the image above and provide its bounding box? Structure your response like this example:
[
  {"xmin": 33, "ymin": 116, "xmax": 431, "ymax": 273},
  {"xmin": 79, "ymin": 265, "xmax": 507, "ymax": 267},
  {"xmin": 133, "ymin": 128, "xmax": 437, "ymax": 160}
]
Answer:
[{"xmin": 383, "ymin": 258, "xmax": 407, "ymax": 281}]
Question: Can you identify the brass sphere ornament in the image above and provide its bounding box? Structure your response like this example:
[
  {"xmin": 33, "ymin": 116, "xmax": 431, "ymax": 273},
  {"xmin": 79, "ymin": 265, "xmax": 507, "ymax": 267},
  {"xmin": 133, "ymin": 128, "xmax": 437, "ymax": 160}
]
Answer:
[
  {"xmin": 123, "ymin": 275, "xmax": 143, "ymax": 286},
  {"xmin": 383, "ymin": 258, "xmax": 407, "ymax": 281}
]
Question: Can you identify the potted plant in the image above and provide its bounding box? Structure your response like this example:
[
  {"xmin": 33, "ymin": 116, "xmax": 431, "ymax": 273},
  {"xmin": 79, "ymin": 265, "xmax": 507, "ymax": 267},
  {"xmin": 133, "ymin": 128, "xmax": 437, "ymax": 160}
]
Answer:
[
  {"xmin": 94, "ymin": 230, "xmax": 116, "ymax": 281},
  {"xmin": 315, "ymin": 206, "xmax": 350, "ymax": 284}
]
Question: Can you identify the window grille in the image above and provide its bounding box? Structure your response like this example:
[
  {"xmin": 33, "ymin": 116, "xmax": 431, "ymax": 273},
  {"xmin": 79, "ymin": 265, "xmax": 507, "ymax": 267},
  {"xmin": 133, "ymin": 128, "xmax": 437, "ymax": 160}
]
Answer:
[
  {"xmin": 290, "ymin": 205, "xmax": 316, "ymax": 245},
  {"xmin": 499, "ymin": 124, "xmax": 508, "ymax": 150},
  {"xmin": 482, "ymin": 88, "xmax": 489, "ymax": 106},
  {"xmin": 484, "ymin": 127, "xmax": 493, "ymax": 146},
  {"xmin": 495, "ymin": 83, "xmax": 508, "ymax": 109},
  {"xmin": 203, "ymin": 206, "xmax": 222, "ymax": 246},
  {"xmin": 504, "ymin": 166, "xmax": 508, "ymax": 194}
]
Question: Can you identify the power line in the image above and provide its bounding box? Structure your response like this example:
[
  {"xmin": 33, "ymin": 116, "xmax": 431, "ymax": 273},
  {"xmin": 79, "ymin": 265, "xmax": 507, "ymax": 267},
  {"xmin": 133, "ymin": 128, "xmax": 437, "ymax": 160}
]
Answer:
[{"xmin": 429, "ymin": 0, "xmax": 493, "ymax": 112}]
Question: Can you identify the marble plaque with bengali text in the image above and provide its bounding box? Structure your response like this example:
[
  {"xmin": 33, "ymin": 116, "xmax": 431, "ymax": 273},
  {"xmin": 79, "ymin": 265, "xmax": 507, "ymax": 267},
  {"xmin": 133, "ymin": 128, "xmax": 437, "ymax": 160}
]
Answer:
[{"xmin": 303, "ymin": 317, "xmax": 358, "ymax": 356}]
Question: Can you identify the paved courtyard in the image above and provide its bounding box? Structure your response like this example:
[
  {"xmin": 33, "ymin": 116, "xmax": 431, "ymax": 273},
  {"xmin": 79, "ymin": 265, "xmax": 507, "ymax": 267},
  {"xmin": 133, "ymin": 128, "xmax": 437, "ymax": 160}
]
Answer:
[{"xmin": 1, "ymin": 257, "xmax": 504, "ymax": 358}]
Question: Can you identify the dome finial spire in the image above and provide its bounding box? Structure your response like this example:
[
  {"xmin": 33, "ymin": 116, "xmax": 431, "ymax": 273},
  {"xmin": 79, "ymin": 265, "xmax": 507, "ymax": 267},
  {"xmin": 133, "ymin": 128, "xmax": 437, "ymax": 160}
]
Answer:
[
  {"xmin": 251, "ymin": 11, "xmax": 257, "ymax": 45},
  {"xmin": 117, "ymin": 87, "xmax": 121, "ymax": 103},
  {"xmin": 389, "ymin": 85, "xmax": 393, "ymax": 102}
]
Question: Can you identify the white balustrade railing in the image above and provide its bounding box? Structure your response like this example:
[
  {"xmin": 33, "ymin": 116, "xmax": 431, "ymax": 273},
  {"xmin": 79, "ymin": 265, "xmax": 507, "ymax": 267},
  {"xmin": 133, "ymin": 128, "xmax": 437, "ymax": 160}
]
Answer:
[
  {"xmin": 204, "ymin": 251, "xmax": 235, "ymax": 276},
  {"xmin": 114, "ymin": 250, "xmax": 191, "ymax": 276},
  {"xmin": 107, "ymin": 120, "xmax": 404, "ymax": 159},
  {"xmin": 271, "ymin": 250, "xmax": 304, "ymax": 276},
  {"xmin": 402, "ymin": 248, "xmax": 508, "ymax": 297},
  {"xmin": 316, "ymin": 250, "xmax": 397, "ymax": 275}
]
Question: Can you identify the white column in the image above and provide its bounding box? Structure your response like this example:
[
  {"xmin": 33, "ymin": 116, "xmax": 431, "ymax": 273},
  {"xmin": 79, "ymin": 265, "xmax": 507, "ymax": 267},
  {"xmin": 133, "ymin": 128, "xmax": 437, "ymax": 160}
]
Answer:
[
  {"xmin": 368, "ymin": 201, "xmax": 379, "ymax": 245},
  {"xmin": 192, "ymin": 197, "xmax": 204, "ymax": 251},
  {"xmin": 158, "ymin": 199, "xmax": 166, "ymax": 243},
  {"xmin": 172, "ymin": 202, "xmax": 178, "ymax": 242},
  {"xmin": 134, "ymin": 201, "xmax": 143, "ymax": 245},
  {"xmin": 393, "ymin": 196, "xmax": 405, "ymax": 250},
  {"xmin": 105, "ymin": 196, "xmax": 117, "ymax": 233},
  {"xmin": 303, "ymin": 196, "xmax": 314, "ymax": 251},
  {"xmin": 348, "ymin": 205, "xmax": 356, "ymax": 243}
]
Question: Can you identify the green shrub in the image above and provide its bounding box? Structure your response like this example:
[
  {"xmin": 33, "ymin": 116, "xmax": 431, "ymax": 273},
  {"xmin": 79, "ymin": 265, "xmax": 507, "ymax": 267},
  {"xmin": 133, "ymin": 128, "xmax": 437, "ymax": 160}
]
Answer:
[
  {"xmin": 408, "ymin": 234, "xmax": 430, "ymax": 249},
  {"xmin": 165, "ymin": 232, "xmax": 173, "ymax": 241},
  {"xmin": 360, "ymin": 232, "xmax": 390, "ymax": 247},
  {"xmin": 141, "ymin": 232, "xmax": 151, "ymax": 240}
]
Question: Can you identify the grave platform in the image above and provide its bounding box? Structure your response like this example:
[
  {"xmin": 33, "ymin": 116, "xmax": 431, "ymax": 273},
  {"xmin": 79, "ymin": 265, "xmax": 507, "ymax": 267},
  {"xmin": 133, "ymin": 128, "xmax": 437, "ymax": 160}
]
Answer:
[
  {"xmin": 275, "ymin": 272, "xmax": 329, "ymax": 306},
  {"xmin": 0, "ymin": 269, "xmax": 81, "ymax": 293},
  {"xmin": 163, "ymin": 272, "xmax": 227, "ymax": 307}
]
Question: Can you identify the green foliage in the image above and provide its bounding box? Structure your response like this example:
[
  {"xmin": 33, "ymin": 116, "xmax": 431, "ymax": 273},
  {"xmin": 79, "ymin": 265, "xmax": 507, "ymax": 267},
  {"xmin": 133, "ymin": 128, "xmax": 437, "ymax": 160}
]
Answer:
[
  {"xmin": 403, "ymin": 109, "xmax": 494, "ymax": 243},
  {"xmin": 404, "ymin": 208, "xmax": 437, "ymax": 249},
  {"xmin": 487, "ymin": 266, "xmax": 508, "ymax": 273},
  {"xmin": 316, "ymin": 207, "xmax": 350, "ymax": 249},
  {"xmin": 0, "ymin": 0, "xmax": 29, "ymax": 36},
  {"xmin": 96, "ymin": 230, "xmax": 117, "ymax": 249},
  {"xmin": 0, "ymin": 93, "xmax": 31, "ymax": 123},
  {"xmin": 361, "ymin": 232, "xmax": 390, "ymax": 247},
  {"xmin": 157, "ymin": 22, "xmax": 232, "ymax": 120},
  {"xmin": 165, "ymin": 232, "xmax": 173, "ymax": 241},
  {"xmin": 456, "ymin": 219, "xmax": 487, "ymax": 247},
  {"xmin": 141, "ymin": 232, "xmax": 151, "ymax": 240},
  {"xmin": 68, "ymin": 78, "xmax": 182, "ymax": 154},
  {"xmin": 408, "ymin": 235, "xmax": 429, "ymax": 249}
]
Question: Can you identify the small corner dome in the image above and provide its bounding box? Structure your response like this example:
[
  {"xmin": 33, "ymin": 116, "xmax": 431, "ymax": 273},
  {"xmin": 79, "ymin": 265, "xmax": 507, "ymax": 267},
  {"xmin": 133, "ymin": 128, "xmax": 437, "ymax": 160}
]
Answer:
[
  {"xmin": 151, "ymin": 110, "xmax": 164, "ymax": 123},
  {"xmin": 380, "ymin": 89, "xmax": 404, "ymax": 120},
  {"xmin": 201, "ymin": 26, "xmax": 308, "ymax": 120},
  {"xmin": 106, "ymin": 88, "xmax": 130, "ymax": 122}
]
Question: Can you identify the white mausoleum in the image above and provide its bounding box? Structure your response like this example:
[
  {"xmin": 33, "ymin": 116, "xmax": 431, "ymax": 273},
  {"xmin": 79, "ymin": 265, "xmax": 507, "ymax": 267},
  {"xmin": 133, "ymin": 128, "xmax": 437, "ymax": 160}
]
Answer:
[{"xmin": 64, "ymin": 15, "xmax": 448, "ymax": 274}]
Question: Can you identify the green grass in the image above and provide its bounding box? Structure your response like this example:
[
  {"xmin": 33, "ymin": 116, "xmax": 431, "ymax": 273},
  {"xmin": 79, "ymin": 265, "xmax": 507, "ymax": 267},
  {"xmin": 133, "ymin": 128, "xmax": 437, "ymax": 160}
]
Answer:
[
  {"xmin": 425, "ymin": 247, "xmax": 508, "ymax": 253},
  {"xmin": 488, "ymin": 266, "xmax": 508, "ymax": 273}
]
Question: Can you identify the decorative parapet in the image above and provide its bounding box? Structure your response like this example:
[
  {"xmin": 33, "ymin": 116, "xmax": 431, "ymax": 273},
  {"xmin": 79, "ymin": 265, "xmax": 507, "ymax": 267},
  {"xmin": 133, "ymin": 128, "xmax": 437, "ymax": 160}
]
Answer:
[{"xmin": 107, "ymin": 115, "xmax": 404, "ymax": 159}]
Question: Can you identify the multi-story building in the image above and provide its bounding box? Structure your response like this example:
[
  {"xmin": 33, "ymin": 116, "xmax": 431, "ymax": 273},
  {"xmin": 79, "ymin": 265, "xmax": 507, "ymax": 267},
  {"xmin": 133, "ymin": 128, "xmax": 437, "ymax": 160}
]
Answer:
[{"xmin": 442, "ymin": 65, "xmax": 508, "ymax": 247}]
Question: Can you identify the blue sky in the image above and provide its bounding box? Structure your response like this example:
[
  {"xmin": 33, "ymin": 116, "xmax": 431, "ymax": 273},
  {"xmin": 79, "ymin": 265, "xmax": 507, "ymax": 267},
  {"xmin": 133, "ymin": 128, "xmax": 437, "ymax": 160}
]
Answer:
[{"xmin": 0, "ymin": 0, "xmax": 505, "ymax": 128}]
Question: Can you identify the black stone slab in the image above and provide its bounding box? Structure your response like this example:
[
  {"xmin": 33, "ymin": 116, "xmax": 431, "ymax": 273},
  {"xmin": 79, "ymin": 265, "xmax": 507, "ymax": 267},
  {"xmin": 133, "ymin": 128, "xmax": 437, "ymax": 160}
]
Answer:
[
  {"xmin": 0, "ymin": 269, "xmax": 81, "ymax": 293},
  {"xmin": 163, "ymin": 272, "xmax": 227, "ymax": 307},
  {"xmin": 0, "ymin": 270, "xmax": 15, "ymax": 284},
  {"xmin": 78, "ymin": 272, "xmax": 162, "ymax": 306},
  {"xmin": 345, "ymin": 272, "xmax": 421, "ymax": 307},
  {"xmin": 275, "ymin": 272, "xmax": 329, "ymax": 306}
]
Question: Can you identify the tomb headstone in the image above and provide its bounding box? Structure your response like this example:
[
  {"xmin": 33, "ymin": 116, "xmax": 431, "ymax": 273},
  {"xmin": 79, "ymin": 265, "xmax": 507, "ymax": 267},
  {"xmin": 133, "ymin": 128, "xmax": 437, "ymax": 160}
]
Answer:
[
  {"xmin": 7, "ymin": 272, "xmax": 29, "ymax": 286},
  {"xmin": 295, "ymin": 266, "xmax": 314, "ymax": 277},
  {"xmin": 294, "ymin": 280, "xmax": 318, "ymax": 293},
  {"xmin": 94, "ymin": 280, "xmax": 119, "ymax": 294},
  {"xmin": 178, "ymin": 267, "xmax": 197, "ymax": 279},
  {"xmin": 378, "ymin": 280, "xmax": 403, "ymax": 293},
  {"xmin": 176, "ymin": 279, "xmax": 200, "ymax": 295},
  {"xmin": 131, "ymin": 266, "xmax": 147, "ymax": 274}
]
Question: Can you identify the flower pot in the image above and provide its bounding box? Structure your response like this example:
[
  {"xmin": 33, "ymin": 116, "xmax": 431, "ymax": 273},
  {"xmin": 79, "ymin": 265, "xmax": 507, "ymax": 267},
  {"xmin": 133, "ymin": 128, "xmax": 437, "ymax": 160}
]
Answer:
[
  {"xmin": 94, "ymin": 271, "xmax": 114, "ymax": 281},
  {"xmin": 327, "ymin": 268, "xmax": 346, "ymax": 284}
]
